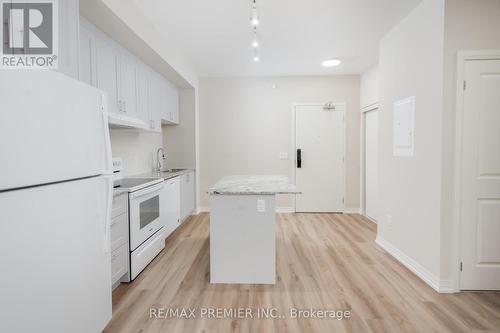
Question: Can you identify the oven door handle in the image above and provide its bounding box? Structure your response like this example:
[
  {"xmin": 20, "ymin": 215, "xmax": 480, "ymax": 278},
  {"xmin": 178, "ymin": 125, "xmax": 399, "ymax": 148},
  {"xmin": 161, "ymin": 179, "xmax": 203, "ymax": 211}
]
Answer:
[{"xmin": 129, "ymin": 181, "xmax": 164, "ymax": 199}]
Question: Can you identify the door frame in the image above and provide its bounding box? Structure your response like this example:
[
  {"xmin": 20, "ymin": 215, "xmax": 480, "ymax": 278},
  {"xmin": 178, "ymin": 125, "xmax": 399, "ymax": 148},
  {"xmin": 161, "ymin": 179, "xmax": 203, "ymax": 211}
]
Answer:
[
  {"xmin": 360, "ymin": 103, "xmax": 379, "ymax": 221},
  {"xmin": 291, "ymin": 103, "xmax": 347, "ymax": 213},
  {"xmin": 454, "ymin": 50, "xmax": 500, "ymax": 291}
]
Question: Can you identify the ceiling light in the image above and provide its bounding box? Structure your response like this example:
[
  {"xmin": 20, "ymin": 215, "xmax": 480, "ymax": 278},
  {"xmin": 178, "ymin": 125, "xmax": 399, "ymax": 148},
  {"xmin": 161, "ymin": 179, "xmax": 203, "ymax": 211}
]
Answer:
[
  {"xmin": 251, "ymin": 16, "xmax": 259, "ymax": 27},
  {"xmin": 252, "ymin": 39, "xmax": 259, "ymax": 48},
  {"xmin": 322, "ymin": 59, "xmax": 341, "ymax": 67},
  {"xmin": 250, "ymin": 0, "xmax": 259, "ymax": 26},
  {"xmin": 253, "ymin": 56, "xmax": 260, "ymax": 62}
]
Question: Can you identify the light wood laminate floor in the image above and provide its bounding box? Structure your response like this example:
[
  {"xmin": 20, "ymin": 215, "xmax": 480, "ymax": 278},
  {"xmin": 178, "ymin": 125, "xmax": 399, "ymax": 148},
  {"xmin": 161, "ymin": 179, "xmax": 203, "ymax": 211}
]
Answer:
[{"xmin": 105, "ymin": 213, "xmax": 500, "ymax": 333}]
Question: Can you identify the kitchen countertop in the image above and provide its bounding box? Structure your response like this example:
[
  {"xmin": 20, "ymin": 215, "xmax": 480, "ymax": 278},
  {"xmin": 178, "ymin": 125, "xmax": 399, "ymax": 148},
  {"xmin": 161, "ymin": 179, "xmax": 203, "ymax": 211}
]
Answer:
[
  {"xmin": 208, "ymin": 175, "xmax": 299, "ymax": 195},
  {"xmin": 132, "ymin": 169, "xmax": 194, "ymax": 181}
]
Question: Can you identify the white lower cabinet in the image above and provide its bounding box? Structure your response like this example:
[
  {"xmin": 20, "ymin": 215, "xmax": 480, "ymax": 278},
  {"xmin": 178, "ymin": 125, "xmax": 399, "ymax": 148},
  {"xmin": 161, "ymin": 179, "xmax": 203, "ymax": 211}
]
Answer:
[
  {"xmin": 180, "ymin": 171, "xmax": 195, "ymax": 221},
  {"xmin": 161, "ymin": 177, "xmax": 181, "ymax": 239},
  {"xmin": 111, "ymin": 193, "xmax": 130, "ymax": 288},
  {"xmin": 111, "ymin": 243, "xmax": 129, "ymax": 286}
]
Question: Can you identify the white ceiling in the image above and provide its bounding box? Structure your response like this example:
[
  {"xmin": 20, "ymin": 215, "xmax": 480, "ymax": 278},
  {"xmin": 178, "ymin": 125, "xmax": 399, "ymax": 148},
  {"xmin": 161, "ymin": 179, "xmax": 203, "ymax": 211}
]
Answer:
[{"xmin": 133, "ymin": 0, "xmax": 421, "ymax": 77}]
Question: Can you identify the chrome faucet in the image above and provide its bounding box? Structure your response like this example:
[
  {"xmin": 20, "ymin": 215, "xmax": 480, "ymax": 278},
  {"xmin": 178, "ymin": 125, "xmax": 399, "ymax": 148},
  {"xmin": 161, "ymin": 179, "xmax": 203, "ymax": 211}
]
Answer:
[{"xmin": 156, "ymin": 148, "xmax": 166, "ymax": 172}]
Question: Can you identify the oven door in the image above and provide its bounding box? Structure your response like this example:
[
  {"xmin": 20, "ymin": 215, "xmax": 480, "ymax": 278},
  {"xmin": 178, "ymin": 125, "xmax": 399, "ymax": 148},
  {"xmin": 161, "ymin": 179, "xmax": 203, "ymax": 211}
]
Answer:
[{"xmin": 129, "ymin": 182, "xmax": 165, "ymax": 251}]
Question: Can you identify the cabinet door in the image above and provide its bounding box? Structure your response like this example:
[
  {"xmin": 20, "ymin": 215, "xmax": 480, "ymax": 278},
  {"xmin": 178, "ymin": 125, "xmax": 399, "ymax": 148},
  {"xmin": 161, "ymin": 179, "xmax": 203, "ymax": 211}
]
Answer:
[
  {"xmin": 57, "ymin": 0, "xmax": 79, "ymax": 79},
  {"xmin": 148, "ymin": 72, "xmax": 162, "ymax": 132},
  {"xmin": 162, "ymin": 177, "xmax": 181, "ymax": 239},
  {"xmin": 161, "ymin": 79, "xmax": 180, "ymax": 124},
  {"xmin": 180, "ymin": 171, "xmax": 195, "ymax": 221},
  {"xmin": 170, "ymin": 82, "xmax": 180, "ymax": 124},
  {"xmin": 79, "ymin": 23, "xmax": 95, "ymax": 86},
  {"xmin": 95, "ymin": 39, "xmax": 120, "ymax": 114},
  {"xmin": 119, "ymin": 52, "xmax": 139, "ymax": 118},
  {"xmin": 137, "ymin": 64, "xmax": 151, "ymax": 125}
]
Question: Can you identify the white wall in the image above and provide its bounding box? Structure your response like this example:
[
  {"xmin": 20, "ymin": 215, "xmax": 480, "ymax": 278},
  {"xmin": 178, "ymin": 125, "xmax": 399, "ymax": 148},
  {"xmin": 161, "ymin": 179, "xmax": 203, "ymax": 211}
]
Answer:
[
  {"xmin": 199, "ymin": 76, "xmax": 360, "ymax": 210},
  {"xmin": 377, "ymin": 0, "xmax": 445, "ymax": 284},
  {"xmin": 163, "ymin": 88, "xmax": 197, "ymax": 169},
  {"xmin": 440, "ymin": 0, "xmax": 500, "ymax": 284},
  {"xmin": 360, "ymin": 66, "xmax": 379, "ymax": 109},
  {"xmin": 110, "ymin": 130, "xmax": 162, "ymax": 176}
]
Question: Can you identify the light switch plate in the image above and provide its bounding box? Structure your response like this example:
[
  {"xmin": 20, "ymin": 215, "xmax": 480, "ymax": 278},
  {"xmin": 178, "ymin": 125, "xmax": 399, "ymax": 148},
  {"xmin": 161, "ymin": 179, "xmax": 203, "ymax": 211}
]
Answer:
[{"xmin": 257, "ymin": 199, "xmax": 266, "ymax": 212}]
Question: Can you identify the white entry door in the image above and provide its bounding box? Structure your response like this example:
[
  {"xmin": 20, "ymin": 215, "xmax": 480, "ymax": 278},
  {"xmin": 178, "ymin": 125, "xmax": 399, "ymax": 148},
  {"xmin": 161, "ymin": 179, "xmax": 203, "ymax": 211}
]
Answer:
[
  {"xmin": 365, "ymin": 109, "xmax": 378, "ymax": 221},
  {"xmin": 295, "ymin": 104, "xmax": 345, "ymax": 212},
  {"xmin": 460, "ymin": 59, "xmax": 500, "ymax": 290}
]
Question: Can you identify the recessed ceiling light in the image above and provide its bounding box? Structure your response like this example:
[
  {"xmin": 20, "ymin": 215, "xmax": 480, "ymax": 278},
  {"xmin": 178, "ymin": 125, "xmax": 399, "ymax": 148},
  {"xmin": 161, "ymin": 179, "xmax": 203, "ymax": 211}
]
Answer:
[
  {"xmin": 253, "ymin": 56, "xmax": 260, "ymax": 62},
  {"xmin": 252, "ymin": 39, "xmax": 259, "ymax": 48},
  {"xmin": 322, "ymin": 59, "xmax": 341, "ymax": 67}
]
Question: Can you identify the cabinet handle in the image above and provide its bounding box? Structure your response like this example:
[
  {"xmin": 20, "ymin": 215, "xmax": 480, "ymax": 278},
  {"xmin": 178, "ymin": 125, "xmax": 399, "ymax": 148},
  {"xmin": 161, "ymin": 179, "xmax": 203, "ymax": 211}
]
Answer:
[{"xmin": 297, "ymin": 149, "xmax": 302, "ymax": 168}]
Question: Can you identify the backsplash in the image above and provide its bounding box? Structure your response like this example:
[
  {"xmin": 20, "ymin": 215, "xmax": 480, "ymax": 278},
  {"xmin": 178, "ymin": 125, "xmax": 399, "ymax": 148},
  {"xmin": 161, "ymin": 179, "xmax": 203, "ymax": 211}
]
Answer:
[{"xmin": 109, "ymin": 129, "xmax": 163, "ymax": 176}]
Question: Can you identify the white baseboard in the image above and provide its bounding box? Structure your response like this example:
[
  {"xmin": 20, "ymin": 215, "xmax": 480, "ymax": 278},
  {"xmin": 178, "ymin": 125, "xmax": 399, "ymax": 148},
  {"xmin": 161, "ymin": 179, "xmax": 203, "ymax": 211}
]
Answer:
[
  {"xmin": 276, "ymin": 206, "xmax": 294, "ymax": 213},
  {"xmin": 343, "ymin": 208, "xmax": 362, "ymax": 214},
  {"xmin": 375, "ymin": 236, "xmax": 455, "ymax": 293},
  {"xmin": 197, "ymin": 206, "xmax": 210, "ymax": 213},
  {"xmin": 197, "ymin": 206, "xmax": 295, "ymax": 213}
]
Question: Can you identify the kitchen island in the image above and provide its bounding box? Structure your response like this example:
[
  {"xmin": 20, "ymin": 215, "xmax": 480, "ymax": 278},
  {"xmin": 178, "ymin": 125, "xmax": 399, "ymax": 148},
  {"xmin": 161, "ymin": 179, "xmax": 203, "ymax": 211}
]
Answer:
[{"xmin": 208, "ymin": 175, "xmax": 298, "ymax": 284}]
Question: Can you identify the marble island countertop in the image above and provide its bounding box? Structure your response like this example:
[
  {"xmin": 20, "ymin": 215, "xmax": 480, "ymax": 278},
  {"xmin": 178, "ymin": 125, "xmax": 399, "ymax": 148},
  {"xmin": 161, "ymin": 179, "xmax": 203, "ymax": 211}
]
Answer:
[{"xmin": 208, "ymin": 175, "xmax": 299, "ymax": 195}]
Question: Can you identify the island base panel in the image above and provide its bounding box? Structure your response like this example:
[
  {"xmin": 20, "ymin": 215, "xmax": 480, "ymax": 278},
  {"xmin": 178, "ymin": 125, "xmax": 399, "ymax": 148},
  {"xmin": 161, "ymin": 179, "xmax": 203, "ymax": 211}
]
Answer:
[{"xmin": 209, "ymin": 194, "xmax": 276, "ymax": 284}]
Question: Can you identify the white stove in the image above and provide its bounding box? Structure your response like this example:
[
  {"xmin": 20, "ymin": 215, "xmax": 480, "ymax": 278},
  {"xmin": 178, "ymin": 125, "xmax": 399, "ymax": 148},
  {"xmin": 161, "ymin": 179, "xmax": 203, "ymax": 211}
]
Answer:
[{"xmin": 112, "ymin": 158, "xmax": 166, "ymax": 280}]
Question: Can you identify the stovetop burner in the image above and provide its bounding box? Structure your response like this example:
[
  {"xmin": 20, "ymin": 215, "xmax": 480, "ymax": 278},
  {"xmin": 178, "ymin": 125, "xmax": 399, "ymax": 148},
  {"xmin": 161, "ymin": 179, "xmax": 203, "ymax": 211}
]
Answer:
[{"xmin": 114, "ymin": 178, "xmax": 163, "ymax": 192}]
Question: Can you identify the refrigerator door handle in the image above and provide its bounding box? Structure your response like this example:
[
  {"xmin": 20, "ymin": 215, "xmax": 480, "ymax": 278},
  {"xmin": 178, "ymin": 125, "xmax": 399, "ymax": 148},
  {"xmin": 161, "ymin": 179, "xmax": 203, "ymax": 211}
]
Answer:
[
  {"xmin": 103, "ymin": 176, "xmax": 113, "ymax": 253},
  {"xmin": 100, "ymin": 94, "xmax": 113, "ymax": 175}
]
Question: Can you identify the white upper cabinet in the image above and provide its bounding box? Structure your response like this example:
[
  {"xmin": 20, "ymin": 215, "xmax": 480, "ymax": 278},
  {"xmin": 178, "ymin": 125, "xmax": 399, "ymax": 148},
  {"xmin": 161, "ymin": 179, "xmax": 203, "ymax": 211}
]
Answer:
[
  {"xmin": 78, "ymin": 18, "xmax": 179, "ymax": 131},
  {"xmin": 57, "ymin": 0, "xmax": 80, "ymax": 79},
  {"xmin": 161, "ymin": 79, "xmax": 180, "ymax": 125},
  {"xmin": 79, "ymin": 21, "xmax": 95, "ymax": 86},
  {"xmin": 118, "ymin": 51, "xmax": 139, "ymax": 118},
  {"xmin": 95, "ymin": 38, "xmax": 120, "ymax": 114},
  {"xmin": 148, "ymin": 71, "xmax": 162, "ymax": 132},
  {"xmin": 137, "ymin": 64, "xmax": 151, "ymax": 125}
]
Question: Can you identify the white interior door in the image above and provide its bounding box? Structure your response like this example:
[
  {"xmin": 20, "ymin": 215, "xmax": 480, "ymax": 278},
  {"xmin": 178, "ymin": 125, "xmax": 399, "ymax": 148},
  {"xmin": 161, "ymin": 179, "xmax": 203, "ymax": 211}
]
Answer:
[
  {"xmin": 460, "ymin": 59, "xmax": 500, "ymax": 290},
  {"xmin": 295, "ymin": 104, "xmax": 345, "ymax": 212},
  {"xmin": 365, "ymin": 110, "xmax": 378, "ymax": 221}
]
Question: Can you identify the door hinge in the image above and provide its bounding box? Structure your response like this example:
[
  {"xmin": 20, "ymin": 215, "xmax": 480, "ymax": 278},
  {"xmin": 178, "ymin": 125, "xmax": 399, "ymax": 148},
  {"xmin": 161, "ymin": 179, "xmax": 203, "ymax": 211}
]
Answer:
[
  {"xmin": 460, "ymin": 261, "xmax": 463, "ymax": 272},
  {"xmin": 463, "ymin": 80, "xmax": 467, "ymax": 91}
]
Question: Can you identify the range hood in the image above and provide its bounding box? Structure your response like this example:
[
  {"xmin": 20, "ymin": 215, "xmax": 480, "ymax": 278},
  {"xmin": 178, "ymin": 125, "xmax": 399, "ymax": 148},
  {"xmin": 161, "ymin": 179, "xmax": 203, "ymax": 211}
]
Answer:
[{"xmin": 107, "ymin": 112, "xmax": 150, "ymax": 130}]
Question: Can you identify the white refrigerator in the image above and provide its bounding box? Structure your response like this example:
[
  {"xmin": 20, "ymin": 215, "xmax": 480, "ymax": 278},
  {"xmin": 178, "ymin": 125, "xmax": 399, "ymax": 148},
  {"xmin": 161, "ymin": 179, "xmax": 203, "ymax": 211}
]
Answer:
[{"xmin": 0, "ymin": 71, "xmax": 113, "ymax": 333}]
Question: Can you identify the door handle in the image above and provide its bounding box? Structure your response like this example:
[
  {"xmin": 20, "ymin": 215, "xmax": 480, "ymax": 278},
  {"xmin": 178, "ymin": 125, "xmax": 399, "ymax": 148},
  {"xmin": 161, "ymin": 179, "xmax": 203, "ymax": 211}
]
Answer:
[{"xmin": 297, "ymin": 149, "xmax": 302, "ymax": 168}]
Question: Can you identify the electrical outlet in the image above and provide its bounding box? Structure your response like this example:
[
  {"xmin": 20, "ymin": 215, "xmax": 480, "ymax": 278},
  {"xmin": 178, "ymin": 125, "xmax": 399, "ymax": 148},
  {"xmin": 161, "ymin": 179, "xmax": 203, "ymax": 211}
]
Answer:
[
  {"xmin": 257, "ymin": 199, "xmax": 266, "ymax": 212},
  {"xmin": 387, "ymin": 214, "xmax": 393, "ymax": 227}
]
